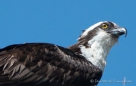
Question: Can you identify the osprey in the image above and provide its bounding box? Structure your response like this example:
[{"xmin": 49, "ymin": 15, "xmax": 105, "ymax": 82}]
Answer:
[{"xmin": 0, "ymin": 21, "xmax": 127, "ymax": 86}]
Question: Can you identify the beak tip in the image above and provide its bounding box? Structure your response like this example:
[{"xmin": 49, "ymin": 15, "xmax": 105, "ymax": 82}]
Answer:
[
  {"xmin": 125, "ymin": 28, "xmax": 127, "ymax": 37},
  {"xmin": 118, "ymin": 27, "xmax": 127, "ymax": 37},
  {"xmin": 125, "ymin": 34, "xmax": 127, "ymax": 37}
]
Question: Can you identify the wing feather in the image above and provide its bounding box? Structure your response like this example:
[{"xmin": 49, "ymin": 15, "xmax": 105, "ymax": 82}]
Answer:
[{"xmin": 0, "ymin": 43, "xmax": 102, "ymax": 86}]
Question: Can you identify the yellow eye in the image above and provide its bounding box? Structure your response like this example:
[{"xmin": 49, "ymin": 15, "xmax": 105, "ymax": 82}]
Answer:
[{"xmin": 102, "ymin": 24, "xmax": 108, "ymax": 29}]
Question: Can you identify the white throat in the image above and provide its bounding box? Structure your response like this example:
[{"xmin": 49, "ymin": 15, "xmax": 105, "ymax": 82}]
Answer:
[{"xmin": 79, "ymin": 30, "xmax": 117, "ymax": 71}]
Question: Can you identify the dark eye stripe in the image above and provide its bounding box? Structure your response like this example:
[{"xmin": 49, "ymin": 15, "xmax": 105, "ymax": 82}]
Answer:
[{"xmin": 108, "ymin": 22, "xmax": 115, "ymax": 28}]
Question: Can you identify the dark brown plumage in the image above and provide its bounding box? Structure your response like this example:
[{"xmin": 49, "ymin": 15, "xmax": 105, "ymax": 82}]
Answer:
[
  {"xmin": 0, "ymin": 21, "xmax": 127, "ymax": 86},
  {"xmin": 0, "ymin": 43, "xmax": 102, "ymax": 86}
]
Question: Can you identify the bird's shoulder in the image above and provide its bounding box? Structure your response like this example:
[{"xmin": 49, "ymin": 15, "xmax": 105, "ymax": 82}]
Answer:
[{"xmin": 0, "ymin": 43, "xmax": 102, "ymax": 86}]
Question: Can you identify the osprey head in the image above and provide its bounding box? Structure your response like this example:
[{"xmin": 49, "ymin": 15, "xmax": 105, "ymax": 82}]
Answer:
[
  {"xmin": 77, "ymin": 21, "xmax": 127, "ymax": 71},
  {"xmin": 78, "ymin": 21, "xmax": 127, "ymax": 47}
]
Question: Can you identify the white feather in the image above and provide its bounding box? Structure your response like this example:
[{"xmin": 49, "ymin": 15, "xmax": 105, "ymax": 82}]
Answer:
[
  {"xmin": 79, "ymin": 29, "xmax": 117, "ymax": 71},
  {"xmin": 78, "ymin": 21, "xmax": 104, "ymax": 40}
]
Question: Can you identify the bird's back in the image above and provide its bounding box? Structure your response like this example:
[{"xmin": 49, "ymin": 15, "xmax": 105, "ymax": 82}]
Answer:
[{"xmin": 0, "ymin": 43, "xmax": 102, "ymax": 86}]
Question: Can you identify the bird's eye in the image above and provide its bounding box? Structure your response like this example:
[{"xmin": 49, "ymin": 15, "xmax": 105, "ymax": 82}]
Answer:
[{"xmin": 101, "ymin": 24, "xmax": 108, "ymax": 29}]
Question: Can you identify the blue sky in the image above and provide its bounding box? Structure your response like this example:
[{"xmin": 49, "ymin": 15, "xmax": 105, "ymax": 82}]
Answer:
[{"xmin": 0, "ymin": 1, "xmax": 135, "ymax": 86}]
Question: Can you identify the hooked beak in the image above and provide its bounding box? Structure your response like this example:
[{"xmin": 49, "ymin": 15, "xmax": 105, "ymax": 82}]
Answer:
[{"xmin": 108, "ymin": 27, "xmax": 127, "ymax": 37}]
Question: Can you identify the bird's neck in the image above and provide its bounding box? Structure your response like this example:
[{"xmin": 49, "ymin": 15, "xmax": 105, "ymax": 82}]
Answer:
[
  {"xmin": 69, "ymin": 37, "xmax": 117, "ymax": 71},
  {"xmin": 79, "ymin": 36, "xmax": 116, "ymax": 71},
  {"xmin": 69, "ymin": 42, "xmax": 110, "ymax": 71},
  {"xmin": 80, "ymin": 41, "xmax": 113, "ymax": 71}
]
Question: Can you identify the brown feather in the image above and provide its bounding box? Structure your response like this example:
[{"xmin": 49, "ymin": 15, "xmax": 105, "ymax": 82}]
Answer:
[{"xmin": 0, "ymin": 43, "xmax": 102, "ymax": 86}]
